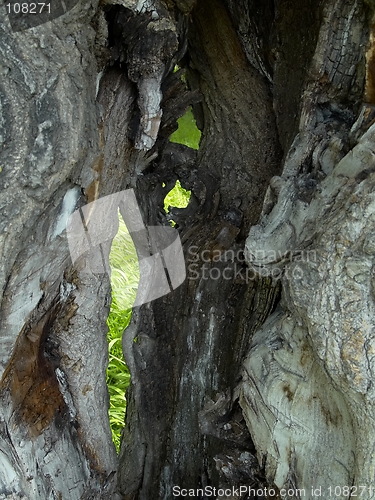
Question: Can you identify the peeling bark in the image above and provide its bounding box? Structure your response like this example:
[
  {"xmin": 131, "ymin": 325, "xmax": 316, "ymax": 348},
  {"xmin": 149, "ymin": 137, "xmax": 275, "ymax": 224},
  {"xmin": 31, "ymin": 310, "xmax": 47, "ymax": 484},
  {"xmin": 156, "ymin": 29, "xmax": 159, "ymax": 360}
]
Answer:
[
  {"xmin": 0, "ymin": 0, "xmax": 374, "ymax": 498},
  {"xmin": 242, "ymin": 1, "xmax": 375, "ymax": 497}
]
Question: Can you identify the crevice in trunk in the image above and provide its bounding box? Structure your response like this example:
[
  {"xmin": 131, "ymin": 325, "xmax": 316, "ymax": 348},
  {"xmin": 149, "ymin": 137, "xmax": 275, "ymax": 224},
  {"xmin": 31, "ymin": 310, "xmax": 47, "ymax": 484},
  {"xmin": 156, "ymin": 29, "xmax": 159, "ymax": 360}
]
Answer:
[
  {"xmin": 1, "ymin": 0, "xmax": 373, "ymax": 497},
  {"xmin": 106, "ymin": 211, "xmax": 138, "ymax": 452}
]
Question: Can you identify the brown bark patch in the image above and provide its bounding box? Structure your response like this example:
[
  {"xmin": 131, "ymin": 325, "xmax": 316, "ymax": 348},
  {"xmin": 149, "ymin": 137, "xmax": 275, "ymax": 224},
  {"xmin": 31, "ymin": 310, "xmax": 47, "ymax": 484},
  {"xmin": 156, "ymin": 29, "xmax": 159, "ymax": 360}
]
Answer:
[
  {"xmin": 0, "ymin": 304, "xmax": 66, "ymax": 438},
  {"xmin": 365, "ymin": 22, "xmax": 375, "ymax": 103}
]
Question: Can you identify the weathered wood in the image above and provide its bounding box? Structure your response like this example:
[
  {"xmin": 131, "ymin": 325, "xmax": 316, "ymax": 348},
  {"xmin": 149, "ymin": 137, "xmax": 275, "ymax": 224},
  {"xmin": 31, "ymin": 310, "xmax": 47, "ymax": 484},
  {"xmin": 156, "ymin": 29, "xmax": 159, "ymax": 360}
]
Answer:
[
  {"xmin": 241, "ymin": 1, "xmax": 375, "ymax": 497},
  {"xmin": 0, "ymin": 0, "xmax": 374, "ymax": 498},
  {"xmin": 0, "ymin": 1, "xmax": 120, "ymax": 497}
]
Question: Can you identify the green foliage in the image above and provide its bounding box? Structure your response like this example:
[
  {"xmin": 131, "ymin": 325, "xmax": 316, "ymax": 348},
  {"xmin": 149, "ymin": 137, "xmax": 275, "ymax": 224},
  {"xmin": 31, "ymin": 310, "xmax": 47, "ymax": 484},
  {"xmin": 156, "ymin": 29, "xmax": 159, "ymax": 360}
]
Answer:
[
  {"xmin": 106, "ymin": 188, "xmax": 192, "ymax": 449},
  {"xmin": 109, "ymin": 216, "xmax": 140, "ymax": 312},
  {"xmin": 106, "ymin": 214, "xmax": 139, "ymax": 452},
  {"xmin": 164, "ymin": 180, "xmax": 191, "ymax": 213},
  {"xmin": 106, "ymin": 103, "xmax": 197, "ymax": 449},
  {"xmin": 164, "ymin": 180, "xmax": 191, "ymax": 227},
  {"xmin": 170, "ymin": 107, "xmax": 201, "ymax": 150}
]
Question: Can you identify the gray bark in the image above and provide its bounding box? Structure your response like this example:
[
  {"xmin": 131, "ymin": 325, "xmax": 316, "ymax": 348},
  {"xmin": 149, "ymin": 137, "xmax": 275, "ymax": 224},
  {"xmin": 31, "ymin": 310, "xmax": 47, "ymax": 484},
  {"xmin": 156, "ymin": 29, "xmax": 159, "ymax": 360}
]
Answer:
[
  {"xmin": 241, "ymin": 2, "xmax": 375, "ymax": 496},
  {"xmin": 0, "ymin": 0, "xmax": 374, "ymax": 498},
  {"xmin": 0, "ymin": 2, "xmax": 118, "ymax": 498}
]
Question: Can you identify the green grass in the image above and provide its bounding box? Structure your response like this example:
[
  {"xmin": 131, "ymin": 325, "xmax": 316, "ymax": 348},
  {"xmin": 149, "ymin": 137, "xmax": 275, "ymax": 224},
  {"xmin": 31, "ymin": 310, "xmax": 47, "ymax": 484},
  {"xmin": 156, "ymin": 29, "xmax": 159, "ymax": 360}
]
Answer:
[
  {"xmin": 106, "ymin": 107, "xmax": 198, "ymax": 451},
  {"xmin": 106, "ymin": 214, "xmax": 139, "ymax": 452}
]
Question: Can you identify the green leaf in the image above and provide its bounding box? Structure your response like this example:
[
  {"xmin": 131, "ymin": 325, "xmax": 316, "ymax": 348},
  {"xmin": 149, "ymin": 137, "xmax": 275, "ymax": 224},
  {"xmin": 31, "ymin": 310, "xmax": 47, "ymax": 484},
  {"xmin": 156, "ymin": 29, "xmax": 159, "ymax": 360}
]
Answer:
[{"xmin": 170, "ymin": 107, "xmax": 201, "ymax": 150}]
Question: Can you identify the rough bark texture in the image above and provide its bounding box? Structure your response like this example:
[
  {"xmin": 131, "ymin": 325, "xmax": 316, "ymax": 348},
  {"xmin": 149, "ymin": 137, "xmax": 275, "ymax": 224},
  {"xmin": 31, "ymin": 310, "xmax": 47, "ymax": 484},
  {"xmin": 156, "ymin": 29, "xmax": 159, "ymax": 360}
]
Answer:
[
  {"xmin": 0, "ymin": 2, "xmax": 119, "ymax": 498},
  {"xmin": 0, "ymin": 0, "xmax": 374, "ymax": 499},
  {"xmin": 241, "ymin": 1, "xmax": 375, "ymax": 496}
]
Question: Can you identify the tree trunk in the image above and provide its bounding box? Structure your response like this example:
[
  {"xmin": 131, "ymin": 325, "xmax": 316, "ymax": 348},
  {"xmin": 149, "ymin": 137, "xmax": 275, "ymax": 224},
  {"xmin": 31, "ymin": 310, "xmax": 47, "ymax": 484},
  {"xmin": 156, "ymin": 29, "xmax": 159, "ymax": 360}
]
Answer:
[{"xmin": 0, "ymin": 0, "xmax": 374, "ymax": 499}]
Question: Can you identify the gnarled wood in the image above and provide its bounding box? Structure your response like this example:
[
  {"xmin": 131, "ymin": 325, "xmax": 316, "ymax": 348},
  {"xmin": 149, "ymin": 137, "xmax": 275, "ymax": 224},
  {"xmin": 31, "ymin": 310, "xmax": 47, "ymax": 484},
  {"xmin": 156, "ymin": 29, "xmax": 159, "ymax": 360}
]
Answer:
[
  {"xmin": 0, "ymin": 0, "xmax": 374, "ymax": 498},
  {"xmin": 242, "ymin": 1, "xmax": 375, "ymax": 497}
]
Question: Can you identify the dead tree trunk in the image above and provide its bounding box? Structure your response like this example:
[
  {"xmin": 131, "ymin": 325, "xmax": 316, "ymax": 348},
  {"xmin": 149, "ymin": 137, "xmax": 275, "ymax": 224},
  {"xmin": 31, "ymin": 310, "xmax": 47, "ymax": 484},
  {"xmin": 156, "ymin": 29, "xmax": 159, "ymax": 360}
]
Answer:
[{"xmin": 0, "ymin": 0, "xmax": 374, "ymax": 499}]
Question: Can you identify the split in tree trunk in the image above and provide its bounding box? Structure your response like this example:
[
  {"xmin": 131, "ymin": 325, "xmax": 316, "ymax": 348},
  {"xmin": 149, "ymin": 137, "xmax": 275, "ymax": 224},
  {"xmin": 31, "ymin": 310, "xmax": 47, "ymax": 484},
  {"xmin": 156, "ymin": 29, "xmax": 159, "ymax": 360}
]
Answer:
[{"xmin": 0, "ymin": 0, "xmax": 375, "ymax": 499}]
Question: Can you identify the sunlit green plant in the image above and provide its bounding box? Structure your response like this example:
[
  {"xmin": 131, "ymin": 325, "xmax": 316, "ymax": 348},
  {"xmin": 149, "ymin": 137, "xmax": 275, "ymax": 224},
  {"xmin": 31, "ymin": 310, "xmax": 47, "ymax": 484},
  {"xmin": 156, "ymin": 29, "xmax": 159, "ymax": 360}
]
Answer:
[
  {"xmin": 170, "ymin": 107, "xmax": 201, "ymax": 150},
  {"xmin": 106, "ymin": 215, "xmax": 139, "ymax": 451},
  {"xmin": 164, "ymin": 180, "xmax": 191, "ymax": 214},
  {"xmin": 106, "ymin": 106, "xmax": 199, "ymax": 451}
]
